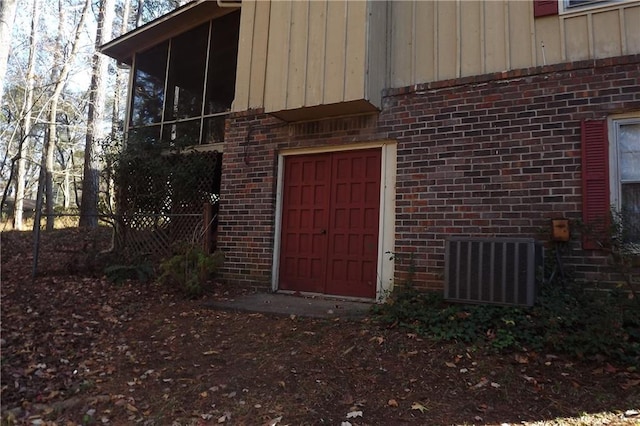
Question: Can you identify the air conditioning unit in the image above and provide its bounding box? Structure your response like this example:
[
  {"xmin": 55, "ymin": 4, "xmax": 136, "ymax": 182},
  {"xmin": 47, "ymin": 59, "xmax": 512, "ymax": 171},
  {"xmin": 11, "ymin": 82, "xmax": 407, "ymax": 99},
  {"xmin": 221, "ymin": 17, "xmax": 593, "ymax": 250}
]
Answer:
[{"xmin": 445, "ymin": 237, "xmax": 544, "ymax": 307}]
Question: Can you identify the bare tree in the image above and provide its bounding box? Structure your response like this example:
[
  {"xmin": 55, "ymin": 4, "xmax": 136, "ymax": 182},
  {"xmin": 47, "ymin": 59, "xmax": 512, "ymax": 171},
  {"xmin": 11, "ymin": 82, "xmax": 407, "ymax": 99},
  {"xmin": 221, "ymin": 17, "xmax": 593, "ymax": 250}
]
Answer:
[
  {"xmin": 13, "ymin": 0, "xmax": 40, "ymax": 230},
  {"xmin": 79, "ymin": 0, "xmax": 115, "ymax": 228},
  {"xmin": 102, "ymin": 0, "xmax": 131, "ymax": 215},
  {"xmin": 134, "ymin": 0, "xmax": 186, "ymax": 27},
  {"xmin": 0, "ymin": 0, "xmax": 18, "ymax": 103},
  {"xmin": 40, "ymin": 0, "xmax": 90, "ymax": 230}
]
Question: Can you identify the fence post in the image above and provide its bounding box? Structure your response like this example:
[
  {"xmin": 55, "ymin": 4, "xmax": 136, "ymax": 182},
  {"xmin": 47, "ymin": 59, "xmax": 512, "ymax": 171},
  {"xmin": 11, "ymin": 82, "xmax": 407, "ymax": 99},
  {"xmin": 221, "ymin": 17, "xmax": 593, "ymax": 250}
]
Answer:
[{"xmin": 203, "ymin": 202, "xmax": 213, "ymax": 253}]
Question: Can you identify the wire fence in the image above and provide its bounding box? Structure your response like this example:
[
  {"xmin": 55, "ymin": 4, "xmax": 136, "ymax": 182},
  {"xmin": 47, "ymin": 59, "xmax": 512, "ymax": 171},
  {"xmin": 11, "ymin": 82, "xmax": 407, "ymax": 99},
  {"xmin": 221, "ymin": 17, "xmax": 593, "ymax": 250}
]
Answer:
[
  {"xmin": 1, "ymin": 207, "xmax": 215, "ymax": 282},
  {"xmin": 2, "ymin": 149, "xmax": 221, "ymax": 281}
]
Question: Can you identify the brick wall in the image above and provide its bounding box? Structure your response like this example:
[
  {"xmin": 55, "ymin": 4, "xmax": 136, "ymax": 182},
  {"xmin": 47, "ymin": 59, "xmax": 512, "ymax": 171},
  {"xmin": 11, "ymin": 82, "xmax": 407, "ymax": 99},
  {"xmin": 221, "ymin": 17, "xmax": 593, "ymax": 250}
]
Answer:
[{"xmin": 218, "ymin": 54, "xmax": 640, "ymax": 293}]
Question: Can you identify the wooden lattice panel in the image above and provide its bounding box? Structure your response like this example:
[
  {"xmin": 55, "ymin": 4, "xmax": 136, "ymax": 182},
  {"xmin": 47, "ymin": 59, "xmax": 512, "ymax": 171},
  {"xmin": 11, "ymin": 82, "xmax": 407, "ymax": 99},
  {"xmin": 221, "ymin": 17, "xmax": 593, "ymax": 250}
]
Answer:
[{"xmin": 116, "ymin": 151, "xmax": 220, "ymax": 258}]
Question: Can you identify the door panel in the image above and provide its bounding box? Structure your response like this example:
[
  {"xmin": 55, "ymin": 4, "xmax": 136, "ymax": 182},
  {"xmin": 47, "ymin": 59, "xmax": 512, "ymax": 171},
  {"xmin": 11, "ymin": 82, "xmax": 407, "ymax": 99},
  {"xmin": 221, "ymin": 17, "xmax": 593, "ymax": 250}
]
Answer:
[
  {"xmin": 279, "ymin": 148, "xmax": 381, "ymax": 298},
  {"xmin": 279, "ymin": 154, "xmax": 330, "ymax": 293},
  {"xmin": 326, "ymin": 149, "xmax": 381, "ymax": 298}
]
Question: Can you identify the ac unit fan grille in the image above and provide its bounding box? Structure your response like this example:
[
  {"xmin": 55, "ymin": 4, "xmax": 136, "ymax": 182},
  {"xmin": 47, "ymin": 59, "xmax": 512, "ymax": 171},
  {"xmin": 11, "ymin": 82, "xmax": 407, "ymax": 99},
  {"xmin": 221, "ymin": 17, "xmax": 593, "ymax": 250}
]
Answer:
[{"xmin": 445, "ymin": 237, "xmax": 544, "ymax": 307}]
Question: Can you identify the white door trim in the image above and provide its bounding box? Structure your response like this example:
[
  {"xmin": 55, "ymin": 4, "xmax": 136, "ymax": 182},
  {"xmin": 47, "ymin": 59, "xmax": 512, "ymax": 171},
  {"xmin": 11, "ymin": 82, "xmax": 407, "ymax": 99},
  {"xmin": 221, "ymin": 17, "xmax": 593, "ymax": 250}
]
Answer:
[{"xmin": 271, "ymin": 141, "xmax": 397, "ymax": 301}]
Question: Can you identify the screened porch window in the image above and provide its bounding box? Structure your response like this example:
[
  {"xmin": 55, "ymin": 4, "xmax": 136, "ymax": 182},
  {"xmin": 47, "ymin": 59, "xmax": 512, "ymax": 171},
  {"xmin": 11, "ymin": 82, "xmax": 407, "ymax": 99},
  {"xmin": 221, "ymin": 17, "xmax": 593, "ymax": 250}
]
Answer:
[
  {"xmin": 128, "ymin": 11, "xmax": 239, "ymax": 148},
  {"xmin": 131, "ymin": 42, "xmax": 167, "ymax": 128}
]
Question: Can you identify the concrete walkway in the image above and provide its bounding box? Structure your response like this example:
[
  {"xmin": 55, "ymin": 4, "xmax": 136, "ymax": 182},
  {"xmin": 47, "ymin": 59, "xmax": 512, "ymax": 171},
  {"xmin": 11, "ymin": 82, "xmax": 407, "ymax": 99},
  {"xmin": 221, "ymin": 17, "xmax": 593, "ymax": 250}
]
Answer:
[{"xmin": 204, "ymin": 293, "xmax": 373, "ymax": 319}]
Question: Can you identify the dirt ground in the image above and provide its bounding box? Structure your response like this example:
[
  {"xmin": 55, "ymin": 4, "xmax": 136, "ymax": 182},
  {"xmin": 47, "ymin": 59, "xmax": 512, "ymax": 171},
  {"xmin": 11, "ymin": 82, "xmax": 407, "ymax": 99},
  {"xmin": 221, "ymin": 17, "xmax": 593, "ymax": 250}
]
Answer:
[{"xmin": 1, "ymin": 228, "xmax": 639, "ymax": 425}]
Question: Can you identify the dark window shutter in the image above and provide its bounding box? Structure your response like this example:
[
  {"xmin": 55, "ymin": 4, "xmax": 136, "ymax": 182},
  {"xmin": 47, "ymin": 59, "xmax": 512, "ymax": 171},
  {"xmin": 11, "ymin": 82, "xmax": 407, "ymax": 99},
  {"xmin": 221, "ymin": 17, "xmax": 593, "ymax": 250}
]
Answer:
[
  {"xmin": 534, "ymin": 0, "xmax": 559, "ymax": 17},
  {"xmin": 581, "ymin": 119, "xmax": 610, "ymax": 250}
]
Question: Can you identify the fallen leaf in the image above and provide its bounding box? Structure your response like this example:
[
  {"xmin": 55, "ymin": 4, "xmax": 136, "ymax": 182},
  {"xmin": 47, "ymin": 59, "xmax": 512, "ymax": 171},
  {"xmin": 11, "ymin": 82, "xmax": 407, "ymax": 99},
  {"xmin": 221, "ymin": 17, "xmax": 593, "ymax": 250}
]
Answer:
[
  {"xmin": 490, "ymin": 382, "xmax": 501, "ymax": 388},
  {"xmin": 411, "ymin": 402, "xmax": 428, "ymax": 413},
  {"xmin": 514, "ymin": 354, "xmax": 529, "ymax": 364},
  {"xmin": 605, "ymin": 363, "xmax": 618, "ymax": 374},
  {"xmin": 264, "ymin": 416, "xmax": 282, "ymax": 426},
  {"xmin": 388, "ymin": 399, "xmax": 398, "ymax": 407},
  {"xmin": 369, "ymin": 336, "xmax": 384, "ymax": 345},
  {"xmin": 346, "ymin": 410, "xmax": 363, "ymax": 419},
  {"xmin": 45, "ymin": 390, "xmax": 60, "ymax": 400},
  {"xmin": 620, "ymin": 379, "xmax": 640, "ymax": 390},
  {"xmin": 343, "ymin": 346, "xmax": 355, "ymax": 355},
  {"xmin": 340, "ymin": 394, "xmax": 354, "ymax": 405},
  {"xmin": 476, "ymin": 404, "xmax": 489, "ymax": 413},
  {"xmin": 445, "ymin": 362, "xmax": 456, "ymax": 368},
  {"xmin": 125, "ymin": 403, "xmax": 138, "ymax": 412},
  {"xmin": 203, "ymin": 350, "xmax": 220, "ymax": 355},
  {"xmin": 470, "ymin": 378, "xmax": 489, "ymax": 389}
]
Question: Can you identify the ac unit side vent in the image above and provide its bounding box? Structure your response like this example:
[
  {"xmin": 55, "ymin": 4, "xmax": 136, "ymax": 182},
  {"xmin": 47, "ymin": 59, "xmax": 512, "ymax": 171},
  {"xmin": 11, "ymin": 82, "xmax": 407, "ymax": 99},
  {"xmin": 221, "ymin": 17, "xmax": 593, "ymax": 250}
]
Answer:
[{"xmin": 445, "ymin": 237, "xmax": 544, "ymax": 307}]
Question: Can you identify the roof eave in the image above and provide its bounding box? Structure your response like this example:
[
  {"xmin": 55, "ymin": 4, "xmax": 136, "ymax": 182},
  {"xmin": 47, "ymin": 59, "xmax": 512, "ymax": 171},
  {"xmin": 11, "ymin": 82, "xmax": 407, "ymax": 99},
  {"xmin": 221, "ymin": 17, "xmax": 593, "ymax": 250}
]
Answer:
[{"xmin": 99, "ymin": 0, "xmax": 240, "ymax": 64}]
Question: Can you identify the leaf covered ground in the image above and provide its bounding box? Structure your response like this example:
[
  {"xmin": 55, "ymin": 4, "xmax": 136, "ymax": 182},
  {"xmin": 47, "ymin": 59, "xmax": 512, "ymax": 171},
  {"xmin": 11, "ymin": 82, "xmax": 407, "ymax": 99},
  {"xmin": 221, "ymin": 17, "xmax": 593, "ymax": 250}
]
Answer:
[{"xmin": 1, "ymin": 228, "xmax": 639, "ymax": 425}]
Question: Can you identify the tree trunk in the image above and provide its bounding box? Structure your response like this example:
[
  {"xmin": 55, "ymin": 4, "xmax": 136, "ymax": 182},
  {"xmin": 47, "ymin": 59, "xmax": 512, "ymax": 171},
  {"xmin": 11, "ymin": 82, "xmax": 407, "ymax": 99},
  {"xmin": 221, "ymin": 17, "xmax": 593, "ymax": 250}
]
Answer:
[
  {"xmin": 0, "ymin": 0, "xmax": 18, "ymax": 104},
  {"xmin": 79, "ymin": 0, "xmax": 115, "ymax": 228},
  {"xmin": 63, "ymin": 162, "xmax": 70, "ymax": 209},
  {"xmin": 106, "ymin": 0, "xmax": 131, "ymax": 216},
  {"xmin": 14, "ymin": 0, "xmax": 40, "ymax": 231},
  {"xmin": 39, "ymin": 0, "xmax": 90, "ymax": 231},
  {"xmin": 135, "ymin": 0, "xmax": 144, "ymax": 27}
]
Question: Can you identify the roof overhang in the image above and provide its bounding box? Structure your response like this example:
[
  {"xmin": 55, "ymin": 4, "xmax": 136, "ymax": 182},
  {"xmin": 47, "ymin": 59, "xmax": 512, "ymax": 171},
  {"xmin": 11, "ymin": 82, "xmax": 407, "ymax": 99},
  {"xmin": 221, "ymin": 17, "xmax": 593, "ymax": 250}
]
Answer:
[
  {"xmin": 99, "ymin": 0, "xmax": 240, "ymax": 65},
  {"xmin": 268, "ymin": 100, "xmax": 380, "ymax": 122}
]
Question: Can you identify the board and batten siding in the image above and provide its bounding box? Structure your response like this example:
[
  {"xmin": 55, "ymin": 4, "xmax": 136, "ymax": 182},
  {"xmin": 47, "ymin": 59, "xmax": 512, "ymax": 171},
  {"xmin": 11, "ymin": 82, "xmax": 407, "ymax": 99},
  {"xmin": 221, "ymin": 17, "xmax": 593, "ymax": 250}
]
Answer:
[
  {"xmin": 390, "ymin": 0, "xmax": 640, "ymax": 87},
  {"xmin": 232, "ymin": 0, "xmax": 387, "ymax": 118},
  {"xmin": 233, "ymin": 0, "xmax": 640, "ymax": 115}
]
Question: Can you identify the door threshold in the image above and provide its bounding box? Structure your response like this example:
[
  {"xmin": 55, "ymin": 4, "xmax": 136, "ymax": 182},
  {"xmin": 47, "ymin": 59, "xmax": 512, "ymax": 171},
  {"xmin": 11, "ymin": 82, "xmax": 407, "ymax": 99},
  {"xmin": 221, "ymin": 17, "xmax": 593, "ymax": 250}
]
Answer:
[{"xmin": 276, "ymin": 290, "xmax": 376, "ymax": 304}]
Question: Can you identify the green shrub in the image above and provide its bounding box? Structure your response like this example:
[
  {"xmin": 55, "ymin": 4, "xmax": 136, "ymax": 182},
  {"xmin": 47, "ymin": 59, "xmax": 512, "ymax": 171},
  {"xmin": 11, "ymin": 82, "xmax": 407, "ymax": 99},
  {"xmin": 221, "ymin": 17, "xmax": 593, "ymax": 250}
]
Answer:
[
  {"xmin": 373, "ymin": 283, "xmax": 639, "ymax": 365},
  {"xmin": 531, "ymin": 282, "xmax": 639, "ymax": 362},
  {"xmin": 104, "ymin": 263, "xmax": 155, "ymax": 284},
  {"xmin": 159, "ymin": 245, "xmax": 224, "ymax": 298}
]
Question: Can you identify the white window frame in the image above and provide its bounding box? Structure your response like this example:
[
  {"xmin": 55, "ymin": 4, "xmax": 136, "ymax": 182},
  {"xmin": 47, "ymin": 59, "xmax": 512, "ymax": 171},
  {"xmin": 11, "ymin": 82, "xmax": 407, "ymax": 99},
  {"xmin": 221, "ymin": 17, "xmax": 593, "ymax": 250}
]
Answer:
[
  {"xmin": 608, "ymin": 112, "xmax": 640, "ymax": 248},
  {"xmin": 560, "ymin": 0, "xmax": 629, "ymax": 14}
]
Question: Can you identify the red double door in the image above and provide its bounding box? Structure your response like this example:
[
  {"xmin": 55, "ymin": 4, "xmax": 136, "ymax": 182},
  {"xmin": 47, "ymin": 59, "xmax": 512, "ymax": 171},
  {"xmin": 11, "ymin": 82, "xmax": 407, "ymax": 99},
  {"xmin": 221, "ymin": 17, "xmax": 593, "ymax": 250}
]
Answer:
[{"xmin": 278, "ymin": 148, "xmax": 381, "ymax": 299}]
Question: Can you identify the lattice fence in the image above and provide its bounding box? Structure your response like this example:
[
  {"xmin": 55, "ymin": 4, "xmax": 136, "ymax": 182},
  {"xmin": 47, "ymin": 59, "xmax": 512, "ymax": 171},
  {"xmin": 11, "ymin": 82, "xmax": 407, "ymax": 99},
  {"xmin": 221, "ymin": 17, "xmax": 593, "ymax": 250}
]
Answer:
[{"xmin": 115, "ymin": 150, "xmax": 221, "ymax": 258}]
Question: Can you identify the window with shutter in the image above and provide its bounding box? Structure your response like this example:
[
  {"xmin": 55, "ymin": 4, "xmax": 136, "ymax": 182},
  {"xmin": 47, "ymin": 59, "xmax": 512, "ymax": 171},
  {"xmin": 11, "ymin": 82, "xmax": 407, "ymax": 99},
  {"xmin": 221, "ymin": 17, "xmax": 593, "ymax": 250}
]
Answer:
[
  {"xmin": 610, "ymin": 118, "xmax": 640, "ymax": 247},
  {"xmin": 581, "ymin": 119, "xmax": 609, "ymax": 249}
]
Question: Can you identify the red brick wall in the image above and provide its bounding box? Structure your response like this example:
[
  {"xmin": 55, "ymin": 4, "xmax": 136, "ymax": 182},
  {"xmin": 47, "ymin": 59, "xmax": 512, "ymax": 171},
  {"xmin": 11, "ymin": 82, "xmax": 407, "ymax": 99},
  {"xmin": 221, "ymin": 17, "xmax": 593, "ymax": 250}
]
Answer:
[{"xmin": 218, "ymin": 54, "xmax": 640, "ymax": 292}]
